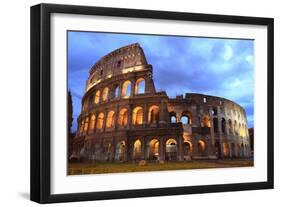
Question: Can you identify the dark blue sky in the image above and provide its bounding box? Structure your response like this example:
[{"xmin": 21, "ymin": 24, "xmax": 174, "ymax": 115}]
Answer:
[{"xmin": 68, "ymin": 31, "xmax": 254, "ymax": 132}]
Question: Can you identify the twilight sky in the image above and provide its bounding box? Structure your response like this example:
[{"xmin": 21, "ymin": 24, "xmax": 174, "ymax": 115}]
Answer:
[{"xmin": 68, "ymin": 31, "xmax": 254, "ymax": 132}]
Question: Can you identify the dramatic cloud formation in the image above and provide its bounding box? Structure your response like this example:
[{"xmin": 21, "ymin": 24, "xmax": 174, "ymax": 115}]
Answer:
[{"xmin": 68, "ymin": 31, "xmax": 254, "ymax": 132}]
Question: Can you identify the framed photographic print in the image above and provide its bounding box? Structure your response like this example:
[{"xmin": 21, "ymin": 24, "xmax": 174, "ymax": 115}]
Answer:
[{"xmin": 30, "ymin": 3, "xmax": 274, "ymax": 203}]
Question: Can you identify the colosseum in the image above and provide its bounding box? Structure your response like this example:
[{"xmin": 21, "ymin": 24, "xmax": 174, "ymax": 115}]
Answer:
[{"xmin": 70, "ymin": 43, "xmax": 251, "ymax": 162}]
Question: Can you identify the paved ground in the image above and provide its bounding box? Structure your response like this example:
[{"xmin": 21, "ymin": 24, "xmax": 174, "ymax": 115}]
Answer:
[{"xmin": 68, "ymin": 159, "xmax": 253, "ymax": 175}]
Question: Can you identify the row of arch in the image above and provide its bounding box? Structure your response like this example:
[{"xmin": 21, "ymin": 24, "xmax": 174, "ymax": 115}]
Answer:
[
  {"xmin": 75, "ymin": 137, "xmax": 250, "ymax": 162},
  {"xmin": 79, "ymin": 105, "xmax": 160, "ymax": 133},
  {"xmin": 169, "ymin": 111, "xmax": 248, "ymax": 137},
  {"xmin": 83, "ymin": 78, "xmax": 146, "ymax": 110}
]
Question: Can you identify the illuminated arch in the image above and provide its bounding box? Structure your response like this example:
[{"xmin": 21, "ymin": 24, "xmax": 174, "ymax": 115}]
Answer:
[
  {"xmin": 118, "ymin": 108, "xmax": 128, "ymax": 127},
  {"xmin": 106, "ymin": 110, "xmax": 115, "ymax": 128},
  {"xmin": 94, "ymin": 90, "xmax": 100, "ymax": 104},
  {"xmin": 115, "ymin": 141, "xmax": 126, "ymax": 161},
  {"xmin": 135, "ymin": 78, "xmax": 145, "ymax": 94},
  {"xmin": 89, "ymin": 114, "xmax": 96, "ymax": 130},
  {"xmin": 165, "ymin": 138, "xmax": 177, "ymax": 161},
  {"xmin": 149, "ymin": 139, "xmax": 159, "ymax": 160},
  {"xmin": 132, "ymin": 106, "xmax": 143, "ymax": 125},
  {"xmin": 96, "ymin": 112, "xmax": 104, "ymax": 129},
  {"xmin": 133, "ymin": 139, "xmax": 142, "ymax": 159},
  {"xmin": 148, "ymin": 105, "xmax": 160, "ymax": 124},
  {"xmin": 102, "ymin": 87, "xmax": 109, "ymax": 101},
  {"xmin": 121, "ymin": 80, "xmax": 131, "ymax": 98},
  {"xmin": 83, "ymin": 117, "xmax": 89, "ymax": 132},
  {"xmin": 183, "ymin": 141, "xmax": 192, "ymax": 159},
  {"xmin": 198, "ymin": 139, "xmax": 207, "ymax": 154},
  {"xmin": 203, "ymin": 115, "xmax": 211, "ymax": 127}
]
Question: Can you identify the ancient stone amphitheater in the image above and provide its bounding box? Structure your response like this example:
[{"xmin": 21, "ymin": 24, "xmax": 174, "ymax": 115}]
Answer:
[{"xmin": 70, "ymin": 43, "xmax": 251, "ymax": 162}]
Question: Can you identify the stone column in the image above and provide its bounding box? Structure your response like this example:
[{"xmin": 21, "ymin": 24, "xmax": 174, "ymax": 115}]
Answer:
[
  {"xmin": 128, "ymin": 105, "xmax": 132, "ymax": 129},
  {"xmin": 130, "ymin": 79, "xmax": 136, "ymax": 97},
  {"xmin": 143, "ymin": 104, "xmax": 148, "ymax": 125},
  {"xmin": 178, "ymin": 136, "xmax": 183, "ymax": 161},
  {"xmin": 114, "ymin": 105, "xmax": 119, "ymax": 130},
  {"xmin": 102, "ymin": 109, "xmax": 108, "ymax": 132},
  {"xmin": 159, "ymin": 138, "xmax": 164, "ymax": 161},
  {"xmin": 159, "ymin": 100, "xmax": 167, "ymax": 124}
]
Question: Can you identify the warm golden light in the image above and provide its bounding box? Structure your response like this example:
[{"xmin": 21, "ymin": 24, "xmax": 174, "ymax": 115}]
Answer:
[
  {"xmin": 96, "ymin": 112, "xmax": 104, "ymax": 129},
  {"xmin": 135, "ymin": 78, "xmax": 145, "ymax": 94},
  {"xmin": 89, "ymin": 114, "xmax": 96, "ymax": 130},
  {"xmin": 94, "ymin": 90, "xmax": 100, "ymax": 104},
  {"xmin": 198, "ymin": 140, "xmax": 206, "ymax": 154},
  {"xmin": 118, "ymin": 108, "xmax": 128, "ymax": 127},
  {"xmin": 102, "ymin": 87, "xmax": 109, "ymax": 101},
  {"xmin": 203, "ymin": 116, "xmax": 211, "ymax": 127},
  {"xmin": 121, "ymin": 80, "xmax": 131, "ymax": 98},
  {"xmin": 148, "ymin": 105, "xmax": 159, "ymax": 124},
  {"xmin": 83, "ymin": 117, "xmax": 89, "ymax": 132},
  {"xmin": 106, "ymin": 111, "xmax": 115, "ymax": 128},
  {"xmin": 132, "ymin": 106, "xmax": 143, "ymax": 125}
]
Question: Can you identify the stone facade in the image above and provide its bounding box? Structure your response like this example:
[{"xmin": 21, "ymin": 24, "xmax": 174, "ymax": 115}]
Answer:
[{"xmin": 70, "ymin": 43, "xmax": 251, "ymax": 162}]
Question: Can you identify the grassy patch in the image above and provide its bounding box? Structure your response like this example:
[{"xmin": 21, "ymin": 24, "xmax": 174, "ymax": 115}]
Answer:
[{"xmin": 68, "ymin": 159, "xmax": 253, "ymax": 175}]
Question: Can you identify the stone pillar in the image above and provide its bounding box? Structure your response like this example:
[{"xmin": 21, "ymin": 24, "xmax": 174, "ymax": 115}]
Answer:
[
  {"xmin": 102, "ymin": 110, "xmax": 108, "ymax": 132},
  {"xmin": 114, "ymin": 105, "xmax": 119, "ymax": 130},
  {"xmin": 159, "ymin": 138, "xmax": 164, "ymax": 161},
  {"xmin": 131, "ymin": 79, "xmax": 136, "ymax": 97},
  {"xmin": 128, "ymin": 105, "xmax": 132, "ymax": 129},
  {"xmin": 118, "ymin": 82, "xmax": 122, "ymax": 98},
  {"xmin": 178, "ymin": 136, "xmax": 183, "ymax": 161},
  {"xmin": 159, "ymin": 100, "xmax": 168, "ymax": 124},
  {"xmin": 143, "ymin": 104, "xmax": 148, "ymax": 125},
  {"xmin": 228, "ymin": 143, "xmax": 232, "ymax": 158}
]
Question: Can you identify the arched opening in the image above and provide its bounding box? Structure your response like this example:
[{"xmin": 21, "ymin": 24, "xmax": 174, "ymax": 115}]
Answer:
[
  {"xmin": 228, "ymin": 119, "xmax": 233, "ymax": 134},
  {"xmin": 203, "ymin": 115, "xmax": 211, "ymax": 127},
  {"xmin": 135, "ymin": 78, "xmax": 145, "ymax": 94},
  {"xmin": 121, "ymin": 80, "xmax": 131, "ymax": 98},
  {"xmin": 211, "ymin": 107, "xmax": 217, "ymax": 116},
  {"xmin": 83, "ymin": 117, "xmax": 89, "ymax": 132},
  {"xmin": 118, "ymin": 108, "xmax": 128, "ymax": 127},
  {"xmin": 106, "ymin": 110, "xmax": 115, "ymax": 128},
  {"xmin": 113, "ymin": 85, "xmax": 119, "ymax": 99},
  {"xmin": 223, "ymin": 143, "xmax": 229, "ymax": 157},
  {"xmin": 132, "ymin": 139, "xmax": 142, "ymax": 160},
  {"xmin": 215, "ymin": 141, "xmax": 222, "ymax": 158},
  {"xmin": 94, "ymin": 143, "xmax": 100, "ymax": 161},
  {"xmin": 221, "ymin": 118, "xmax": 226, "ymax": 133},
  {"xmin": 169, "ymin": 111, "xmax": 177, "ymax": 123},
  {"xmin": 234, "ymin": 121, "xmax": 238, "ymax": 135},
  {"xmin": 165, "ymin": 138, "xmax": 177, "ymax": 161},
  {"xmin": 181, "ymin": 111, "xmax": 192, "ymax": 125},
  {"xmin": 213, "ymin": 117, "xmax": 218, "ymax": 133},
  {"xmin": 148, "ymin": 139, "xmax": 159, "ymax": 160},
  {"xmin": 102, "ymin": 87, "xmax": 109, "ymax": 101},
  {"xmin": 132, "ymin": 106, "xmax": 143, "ymax": 125},
  {"xmin": 89, "ymin": 114, "xmax": 96, "ymax": 130},
  {"xmin": 115, "ymin": 141, "xmax": 126, "ymax": 161},
  {"xmin": 96, "ymin": 112, "xmax": 104, "ymax": 129},
  {"xmin": 94, "ymin": 90, "xmax": 100, "ymax": 104},
  {"xmin": 198, "ymin": 140, "xmax": 207, "ymax": 155},
  {"xmin": 183, "ymin": 141, "xmax": 192, "ymax": 160},
  {"xmin": 148, "ymin": 105, "xmax": 160, "ymax": 124},
  {"xmin": 103, "ymin": 143, "xmax": 112, "ymax": 161}
]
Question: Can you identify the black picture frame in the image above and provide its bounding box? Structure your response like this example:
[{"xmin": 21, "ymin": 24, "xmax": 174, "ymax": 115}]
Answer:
[{"xmin": 30, "ymin": 3, "xmax": 274, "ymax": 204}]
